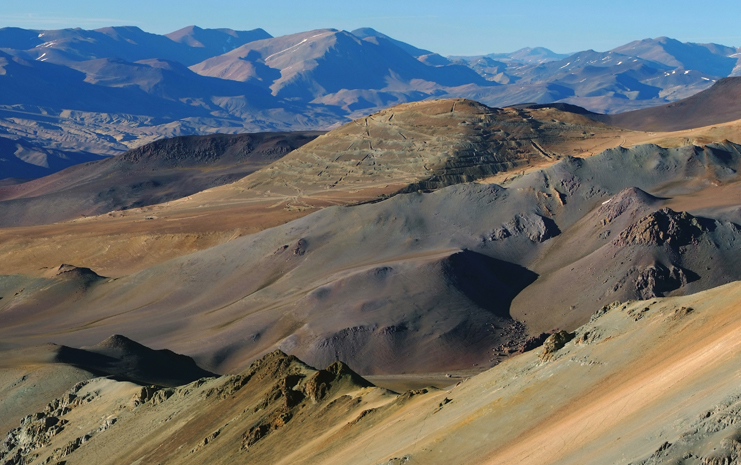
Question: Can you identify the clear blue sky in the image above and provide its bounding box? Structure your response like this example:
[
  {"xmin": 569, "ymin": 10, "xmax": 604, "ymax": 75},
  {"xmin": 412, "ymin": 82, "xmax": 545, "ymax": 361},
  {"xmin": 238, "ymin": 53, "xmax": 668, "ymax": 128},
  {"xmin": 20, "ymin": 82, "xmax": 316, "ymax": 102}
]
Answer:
[{"xmin": 3, "ymin": 0, "xmax": 741, "ymax": 55}]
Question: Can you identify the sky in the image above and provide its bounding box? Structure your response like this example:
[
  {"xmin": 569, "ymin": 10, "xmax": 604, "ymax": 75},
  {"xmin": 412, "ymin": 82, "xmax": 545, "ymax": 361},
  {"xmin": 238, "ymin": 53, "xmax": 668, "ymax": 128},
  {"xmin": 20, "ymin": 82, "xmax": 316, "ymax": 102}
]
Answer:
[{"xmin": 2, "ymin": 0, "xmax": 741, "ymax": 55}]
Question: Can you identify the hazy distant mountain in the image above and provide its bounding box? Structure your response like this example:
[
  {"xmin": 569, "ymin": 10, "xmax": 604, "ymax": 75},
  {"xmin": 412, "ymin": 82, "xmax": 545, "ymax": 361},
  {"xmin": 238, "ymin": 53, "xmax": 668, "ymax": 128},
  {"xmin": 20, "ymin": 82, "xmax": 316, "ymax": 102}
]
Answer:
[
  {"xmin": 2, "ymin": 25, "xmax": 270, "ymax": 67},
  {"xmin": 613, "ymin": 37, "xmax": 738, "ymax": 76},
  {"xmin": 190, "ymin": 28, "xmax": 491, "ymax": 111},
  {"xmin": 0, "ymin": 27, "xmax": 42, "ymax": 50},
  {"xmin": 0, "ymin": 50, "xmax": 192, "ymax": 115},
  {"xmin": 7, "ymin": 26, "xmax": 200, "ymax": 66},
  {"xmin": 165, "ymin": 25, "xmax": 271, "ymax": 57},
  {"xmin": 450, "ymin": 45, "xmax": 725, "ymax": 113},
  {"xmin": 66, "ymin": 57, "xmax": 277, "ymax": 110},
  {"xmin": 486, "ymin": 46, "xmax": 570, "ymax": 63},
  {"xmin": 350, "ymin": 27, "xmax": 432, "ymax": 57},
  {"xmin": 0, "ymin": 135, "xmax": 103, "ymax": 181},
  {"xmin": 450, "ymin": 46, "xmax": 570, "ymax": 80}
]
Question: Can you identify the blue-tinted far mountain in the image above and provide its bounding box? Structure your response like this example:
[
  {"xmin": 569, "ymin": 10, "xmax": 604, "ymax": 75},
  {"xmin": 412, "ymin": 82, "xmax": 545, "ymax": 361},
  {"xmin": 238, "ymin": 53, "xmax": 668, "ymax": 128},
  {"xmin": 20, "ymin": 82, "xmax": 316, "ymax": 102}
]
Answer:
[
  {"xmin": 0, "ymin": 50, "xmax": 199, "ymax": 116},
  {"xmin": 0, "ymin": 27, "xmax": 43, "ymax": 50},
  {"xmin": 1, "ymin": 25, "xmax": 271, "ymax": 67},
  {"xmin": 613, "ymin": 37, "xmax": 739, "ymax": 77},
  {"xmin": 448, "ymin": 42, "xmax": 732, "ymax": 113},
  {"xmin": 350, "ymin": 27, "xmax": 432, "ymax": 57},
  {"xmin": 0, "ymin": 135, "xmax": 103, "ymax": 182},
  {"xmin": 190, "ymin": 28, "xmax": 491, "ymax": 111},
  {"xmin": 486, "ymin": 46, "xmax": 570, "ymax": 64},
  {"xmin": 165, "ymin": 25, "xmax": 272, "ymax": 58}
]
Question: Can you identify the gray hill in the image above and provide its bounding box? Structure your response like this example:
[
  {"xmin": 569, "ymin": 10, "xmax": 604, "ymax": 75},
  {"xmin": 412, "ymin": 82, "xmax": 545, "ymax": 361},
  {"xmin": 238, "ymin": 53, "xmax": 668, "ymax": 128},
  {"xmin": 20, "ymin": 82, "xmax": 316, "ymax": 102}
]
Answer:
[{"xmin": 3, "ymin": 136, "xmax": 741, "ymax": 375}]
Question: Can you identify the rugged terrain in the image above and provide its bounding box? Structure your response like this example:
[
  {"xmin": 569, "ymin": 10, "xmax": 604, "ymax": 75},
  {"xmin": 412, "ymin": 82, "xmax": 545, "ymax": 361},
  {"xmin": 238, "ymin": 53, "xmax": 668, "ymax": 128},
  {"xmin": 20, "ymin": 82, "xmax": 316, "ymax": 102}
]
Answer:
[
  {"xmin": 3, "ymin": 136, "xmax": 741, "ymax": 376},
  {"xmin": 4, "ymin": 283, "xmax": 741, "ymax": 464},
  {"xmin": 4, "ymin": 82, "xmax": 740, "ymax": 277},
  {"xmin": 1, "ymin": 75, "xmax": 741, "ymax": 462},
  {"xmin": 2, "ymin": 93, "xmax": 741, "ymax": 377},
  {"xmin": 0, "ymin": 97, "xmax": 629, "ymax": 276}
]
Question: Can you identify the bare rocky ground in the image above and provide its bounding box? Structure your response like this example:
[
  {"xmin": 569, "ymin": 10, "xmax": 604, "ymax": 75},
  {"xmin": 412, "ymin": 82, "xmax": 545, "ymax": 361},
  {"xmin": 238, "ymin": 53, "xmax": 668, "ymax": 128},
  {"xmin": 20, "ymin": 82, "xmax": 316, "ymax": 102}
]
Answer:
[
  {"xmin": 2, "ymin": 94, "xmax": 741, "ymax": 463},
  {"xmin": 3, "ymin": 283, "xmax": 741, "ymax": 464},
  {"xmin": 0, "ymin": 97, "xmax": 733, "ymax": 279},
  {"xmin": 1, "ymin": 131, "xmax": 741, "ymax": 378},
  {"xmin": 0, "ymin": 98, "xmax": 630, "ymax": 277},
  {"xmin": 2, "ymin": 99, "xmax": 741, "ymax": 377}
]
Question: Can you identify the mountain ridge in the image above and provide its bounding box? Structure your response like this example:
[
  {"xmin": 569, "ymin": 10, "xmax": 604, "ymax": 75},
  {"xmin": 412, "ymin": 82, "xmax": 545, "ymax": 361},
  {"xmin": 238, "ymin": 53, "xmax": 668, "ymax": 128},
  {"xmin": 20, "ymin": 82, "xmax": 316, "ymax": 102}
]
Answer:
[{"xmin": 0, "ymin": 26, "xmax": 740, "ymax": 181}]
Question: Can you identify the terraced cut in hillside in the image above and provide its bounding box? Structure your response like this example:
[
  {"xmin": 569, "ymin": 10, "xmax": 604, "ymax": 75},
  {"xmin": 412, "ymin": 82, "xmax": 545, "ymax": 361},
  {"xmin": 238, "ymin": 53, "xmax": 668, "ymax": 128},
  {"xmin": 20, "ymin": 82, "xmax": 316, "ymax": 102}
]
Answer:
[{"xmin": 235, "ymin": 99, "xmax": 612, "ymax": 196}]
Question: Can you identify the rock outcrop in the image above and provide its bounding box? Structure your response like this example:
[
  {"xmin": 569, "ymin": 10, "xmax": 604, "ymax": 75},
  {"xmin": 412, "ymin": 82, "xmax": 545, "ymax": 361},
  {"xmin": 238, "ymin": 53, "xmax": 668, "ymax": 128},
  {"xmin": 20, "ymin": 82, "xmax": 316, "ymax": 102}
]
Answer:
[{"xmin": 614, "ymin": 208, "xmax": 706, "ymax": 247}]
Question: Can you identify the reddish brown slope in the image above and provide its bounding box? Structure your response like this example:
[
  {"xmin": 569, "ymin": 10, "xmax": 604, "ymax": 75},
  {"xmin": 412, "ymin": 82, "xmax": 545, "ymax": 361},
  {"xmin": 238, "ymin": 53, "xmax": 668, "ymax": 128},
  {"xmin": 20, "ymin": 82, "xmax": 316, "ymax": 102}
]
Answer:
[{"xmin": 602, "ymin": 77, "xmax": 741, "ymax": 131}]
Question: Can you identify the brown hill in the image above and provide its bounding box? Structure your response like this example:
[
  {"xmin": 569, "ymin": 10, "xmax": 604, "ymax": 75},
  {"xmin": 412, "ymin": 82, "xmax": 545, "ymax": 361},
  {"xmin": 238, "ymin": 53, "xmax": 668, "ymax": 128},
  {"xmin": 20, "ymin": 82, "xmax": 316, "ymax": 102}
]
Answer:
[
  {"xmin": 188, "ymin": 98, "xmax": 620, "ymax": 202},
  {"xmin": 0, "ymin": 98, "xmax": 628, "ymax": 278},
  {"xmin": 599, "ymin": 77, "xmax": 741, "ymax": 131}
]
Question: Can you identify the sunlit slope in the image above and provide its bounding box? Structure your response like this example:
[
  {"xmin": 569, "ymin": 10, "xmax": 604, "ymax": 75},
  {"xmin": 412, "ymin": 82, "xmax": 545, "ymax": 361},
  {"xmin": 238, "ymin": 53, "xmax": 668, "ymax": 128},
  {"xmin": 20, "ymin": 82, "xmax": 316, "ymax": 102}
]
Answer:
[{"xmin": 4, "ymin": 282, "xmax": 741, "ymax": 464}]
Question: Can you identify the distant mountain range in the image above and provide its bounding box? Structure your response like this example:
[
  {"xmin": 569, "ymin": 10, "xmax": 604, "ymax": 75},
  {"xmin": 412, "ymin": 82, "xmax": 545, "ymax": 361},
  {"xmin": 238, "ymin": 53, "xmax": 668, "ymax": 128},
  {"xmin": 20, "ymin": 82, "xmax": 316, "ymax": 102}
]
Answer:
[{"xmin": 0, "ymin": 24, "xmax": 740, "ymax": 180}]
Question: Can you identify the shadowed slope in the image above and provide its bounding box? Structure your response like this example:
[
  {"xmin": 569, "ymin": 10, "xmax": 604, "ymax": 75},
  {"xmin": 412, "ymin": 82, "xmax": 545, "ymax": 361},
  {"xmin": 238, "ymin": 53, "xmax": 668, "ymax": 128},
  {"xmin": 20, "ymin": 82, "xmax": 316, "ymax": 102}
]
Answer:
[
  {"xmin": 0, "ymin": 131, "xmax": 320, "ymax": 227},
  {"xmin": 0, "ymin": 335, "xmax": 214, "ymax": 436},
  {"xmin": 600, "ymin": 77, "xmax": 741, "ymax": 131},
  {"xmin": 1, "ymin": 335, "xmax": 214, "ymax": 388}
]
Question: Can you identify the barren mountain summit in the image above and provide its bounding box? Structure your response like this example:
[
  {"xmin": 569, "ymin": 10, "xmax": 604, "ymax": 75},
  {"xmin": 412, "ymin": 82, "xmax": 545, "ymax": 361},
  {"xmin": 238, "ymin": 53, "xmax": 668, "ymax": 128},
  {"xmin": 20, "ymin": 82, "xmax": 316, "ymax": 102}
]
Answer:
[
  {"xmin": 232, "ymin": 98, "xmax": 614, "ymax": 197},
  {"xmin": 597, "ymin": 186, "xmax": 662, "ymax": 224}
]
